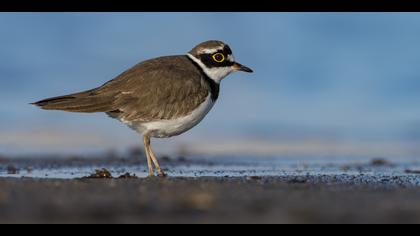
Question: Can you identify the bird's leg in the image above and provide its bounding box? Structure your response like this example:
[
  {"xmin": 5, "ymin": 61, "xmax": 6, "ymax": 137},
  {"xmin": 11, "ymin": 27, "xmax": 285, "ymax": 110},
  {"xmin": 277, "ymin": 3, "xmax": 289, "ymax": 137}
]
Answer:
[
  {"xmin": 143, "ymin": 134, "xmax": 154, "ymax": 177},
  {"xmin": 146, "ymin": 139, "xmax": 167, "ymax": 178}
]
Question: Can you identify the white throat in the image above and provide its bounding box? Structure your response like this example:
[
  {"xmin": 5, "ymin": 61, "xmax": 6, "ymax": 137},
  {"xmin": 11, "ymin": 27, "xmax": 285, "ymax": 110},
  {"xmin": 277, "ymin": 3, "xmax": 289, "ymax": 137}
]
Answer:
[{"xmin": 187, "ymin": 53, "xmax": 234, "ymax": 84}]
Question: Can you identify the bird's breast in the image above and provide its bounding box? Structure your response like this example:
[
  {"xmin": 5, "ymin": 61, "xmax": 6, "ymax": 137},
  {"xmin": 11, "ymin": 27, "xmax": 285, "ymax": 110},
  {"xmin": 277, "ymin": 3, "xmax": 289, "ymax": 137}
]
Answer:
[{"xmin": 128, "ymin": 94, "xmax": 215, "ymax": 138}]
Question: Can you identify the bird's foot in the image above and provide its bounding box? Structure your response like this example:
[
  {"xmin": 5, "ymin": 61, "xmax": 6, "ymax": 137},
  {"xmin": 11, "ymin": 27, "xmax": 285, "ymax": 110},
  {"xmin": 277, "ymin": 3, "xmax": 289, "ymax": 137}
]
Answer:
[{"xmin": 157, "ymin": 171, "xmax": 167, "ymax": 178}]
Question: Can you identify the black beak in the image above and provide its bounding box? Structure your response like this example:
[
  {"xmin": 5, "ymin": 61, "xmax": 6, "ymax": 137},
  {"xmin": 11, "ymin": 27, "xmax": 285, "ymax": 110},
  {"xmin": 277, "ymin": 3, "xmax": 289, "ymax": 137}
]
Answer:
[{"xmin": 232, "ymin": 62, "xmax": 253, "ymax": 73}]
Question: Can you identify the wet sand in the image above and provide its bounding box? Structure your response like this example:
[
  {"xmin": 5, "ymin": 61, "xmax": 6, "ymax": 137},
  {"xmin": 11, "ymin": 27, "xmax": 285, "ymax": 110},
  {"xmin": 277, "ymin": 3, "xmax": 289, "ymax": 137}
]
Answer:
[{"xmin": 1, "ymin": 155, "xmax": 420, "ymax": 223}]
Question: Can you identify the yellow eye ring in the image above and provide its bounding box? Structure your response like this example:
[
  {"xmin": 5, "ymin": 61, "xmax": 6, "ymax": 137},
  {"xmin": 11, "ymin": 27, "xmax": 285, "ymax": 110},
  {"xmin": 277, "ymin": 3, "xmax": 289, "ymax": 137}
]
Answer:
[{"xmin": 212, "ymin": 53, "xmax": 225, "ymax": 63}]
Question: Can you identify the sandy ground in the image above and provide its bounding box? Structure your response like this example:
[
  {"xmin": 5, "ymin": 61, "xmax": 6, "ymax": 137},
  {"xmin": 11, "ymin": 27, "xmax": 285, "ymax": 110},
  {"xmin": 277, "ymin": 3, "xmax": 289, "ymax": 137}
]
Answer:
[
  {"xmin": 1, "ymin": 177, "xmax": 420, "ymax": 223},
  {"xmin": 1, "ymin": 155, "xmax": 420, "ymax": 223}
]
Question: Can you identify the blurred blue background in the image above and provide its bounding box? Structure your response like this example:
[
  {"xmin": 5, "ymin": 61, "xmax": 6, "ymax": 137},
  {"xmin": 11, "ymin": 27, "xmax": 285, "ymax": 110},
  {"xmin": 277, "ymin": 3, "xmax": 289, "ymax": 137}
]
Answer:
[{"xmin": 1, "ymin": 13, "xmax": 420, "ymax": 157}]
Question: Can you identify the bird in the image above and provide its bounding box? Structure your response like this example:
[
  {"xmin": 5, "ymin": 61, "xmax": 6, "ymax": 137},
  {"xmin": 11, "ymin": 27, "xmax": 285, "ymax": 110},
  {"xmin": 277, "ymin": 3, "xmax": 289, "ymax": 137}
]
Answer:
[{"xmin": 32, "ymin": 40, "xmax": 253, "ymax": 177}]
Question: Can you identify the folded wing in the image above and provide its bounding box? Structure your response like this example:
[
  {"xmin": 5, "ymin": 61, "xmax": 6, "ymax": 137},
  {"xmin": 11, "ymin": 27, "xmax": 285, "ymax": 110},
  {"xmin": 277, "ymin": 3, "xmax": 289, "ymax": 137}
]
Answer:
[{"xmin": 33, "ymin": 56, "xmax": 209, "ymax": 122}]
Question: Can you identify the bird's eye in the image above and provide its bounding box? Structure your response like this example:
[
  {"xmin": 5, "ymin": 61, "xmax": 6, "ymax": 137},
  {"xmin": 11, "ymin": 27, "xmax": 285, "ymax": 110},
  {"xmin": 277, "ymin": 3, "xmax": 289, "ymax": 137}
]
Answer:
[{"xmin": 212, "ymin": 53, "xmax": 225, "ymax": 63}]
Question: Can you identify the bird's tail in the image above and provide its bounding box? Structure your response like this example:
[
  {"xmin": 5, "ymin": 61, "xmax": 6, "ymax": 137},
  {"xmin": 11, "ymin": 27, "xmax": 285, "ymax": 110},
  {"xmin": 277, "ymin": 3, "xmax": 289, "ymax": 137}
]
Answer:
[{"xmin": 32, "ymin": 89, "xmax": 115, "ymax": 113}]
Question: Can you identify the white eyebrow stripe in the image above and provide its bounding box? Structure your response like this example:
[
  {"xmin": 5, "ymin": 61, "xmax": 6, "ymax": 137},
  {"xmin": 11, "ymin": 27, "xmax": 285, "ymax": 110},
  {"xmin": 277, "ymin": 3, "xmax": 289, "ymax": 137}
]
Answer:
[{"xmin": 198, "ymin": 46, "xmax": 225, "ymax": 54}]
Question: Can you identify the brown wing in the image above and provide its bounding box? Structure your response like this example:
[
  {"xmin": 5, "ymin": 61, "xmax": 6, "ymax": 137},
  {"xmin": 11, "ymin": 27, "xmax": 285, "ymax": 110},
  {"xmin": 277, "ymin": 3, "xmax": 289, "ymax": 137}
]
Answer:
[{"xmin": 33, "ymin": 56, "xmax": 210, "ymax": 122}]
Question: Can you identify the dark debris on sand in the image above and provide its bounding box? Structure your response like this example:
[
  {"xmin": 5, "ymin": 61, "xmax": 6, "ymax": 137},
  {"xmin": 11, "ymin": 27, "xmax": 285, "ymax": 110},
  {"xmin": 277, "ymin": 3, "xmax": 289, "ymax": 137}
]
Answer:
[
  {"xmin": 117, "ymin": 172, "xmax": 138, "ymax": 179},
  {"xmin": 81, "ymin": 169, "xmax": 139, "ymax": 179},
  {"xmin": 82, "ymin": 168, "xmax": 113, "ymax": 179}
]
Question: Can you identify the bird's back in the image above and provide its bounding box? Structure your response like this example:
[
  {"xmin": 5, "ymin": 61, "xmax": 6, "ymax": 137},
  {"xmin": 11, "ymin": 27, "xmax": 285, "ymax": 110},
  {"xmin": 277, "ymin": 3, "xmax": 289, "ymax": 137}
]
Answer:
[{"xmin": 33, "ymin": 55, "xmax": 213, "ymax": 122}]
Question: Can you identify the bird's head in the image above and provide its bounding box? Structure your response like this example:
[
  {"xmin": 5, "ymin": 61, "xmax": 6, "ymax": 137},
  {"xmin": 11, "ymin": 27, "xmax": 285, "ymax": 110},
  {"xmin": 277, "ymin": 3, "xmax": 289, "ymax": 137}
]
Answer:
[{"xmin": 187, "ymin": 40, "xmax": 253, "ymax": 83}]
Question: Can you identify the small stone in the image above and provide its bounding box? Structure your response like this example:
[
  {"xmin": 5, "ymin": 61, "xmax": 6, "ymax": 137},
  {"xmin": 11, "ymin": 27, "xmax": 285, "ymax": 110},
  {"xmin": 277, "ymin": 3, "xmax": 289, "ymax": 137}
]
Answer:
[
  {"xmin": 7, "ymin": 165, "xmax": 18, "ymax": 175},
  {"xmin": 370, "ymin": 158, "xmax": 390, "ymax": 166}
]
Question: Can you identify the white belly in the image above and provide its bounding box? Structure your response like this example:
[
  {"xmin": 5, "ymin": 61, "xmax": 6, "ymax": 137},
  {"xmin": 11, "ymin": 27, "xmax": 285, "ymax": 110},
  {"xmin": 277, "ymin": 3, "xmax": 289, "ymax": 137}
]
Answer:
[{"xmin": 125, "ymin": 94, "xmax": 215, "ymax": 138}]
